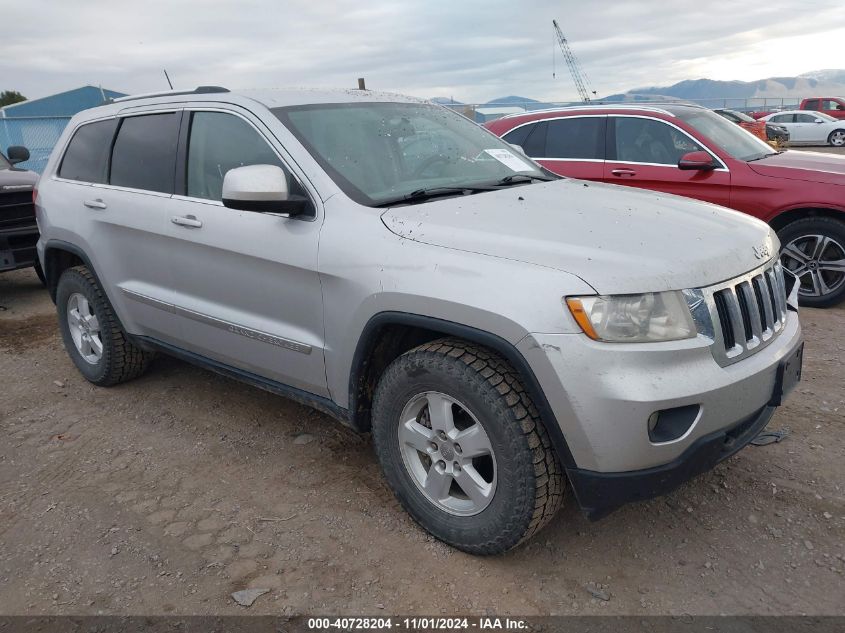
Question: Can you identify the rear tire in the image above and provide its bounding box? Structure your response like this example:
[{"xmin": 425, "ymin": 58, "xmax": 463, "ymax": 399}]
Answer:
[
  {"xmin": 778, "ymin": 217, "xmax": 845, "ymax": 308},
  {"xmin": 56, "ymin": 265, "xmax": 154, "ymax": 385},
  {"xmin": 371, "ymin": 338, "xmax": 564, "ymax": 555}
]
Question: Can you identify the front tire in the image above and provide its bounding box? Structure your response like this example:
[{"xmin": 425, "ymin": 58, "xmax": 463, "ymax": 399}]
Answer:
[
  {"xmin": 56, "ymin": 265, "xmax": 154, "ymax": 385},
  {"xmin": 778, "ymin": 217, "xmax": 845, "ymax": 308},
  {"xmin": 371, "ymin": 339, "xmax": 564, "ymax": 554},
  {"xmin": 828, "ymin": 129, "xmax": 845, "ymax": 147}
]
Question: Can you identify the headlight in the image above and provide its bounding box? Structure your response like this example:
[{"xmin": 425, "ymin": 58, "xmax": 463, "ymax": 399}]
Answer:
[{"xmin": 565, "ymin": 291, "xmax": 697, "ymax": 343}]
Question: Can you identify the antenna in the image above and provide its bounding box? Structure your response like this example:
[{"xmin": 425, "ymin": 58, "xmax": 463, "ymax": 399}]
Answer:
[{"xmin": 163, "ymin": 69, "xmax": 174, "ymax": 90}]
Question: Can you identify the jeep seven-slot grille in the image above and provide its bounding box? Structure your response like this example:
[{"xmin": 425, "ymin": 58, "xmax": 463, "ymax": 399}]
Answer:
[
  {"xmin": 707, "ymin": 263, "xmax": 788, "ymax": 366},
  {"xmin": 0, "ymin": 190, "xmax": 36, "ymax": 231}
]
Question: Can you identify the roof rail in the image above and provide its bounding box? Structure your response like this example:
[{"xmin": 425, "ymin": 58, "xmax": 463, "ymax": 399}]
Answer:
[
  {"xmin": 497, "ymin": 102, "xmax": 708, "ymax": 120},
  {"xmin": 113, "ymin": 86, "xmax": 230, "ymax": 104}
]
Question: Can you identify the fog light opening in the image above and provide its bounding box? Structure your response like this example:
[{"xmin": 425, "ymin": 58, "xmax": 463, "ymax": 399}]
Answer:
[
  {"xmin": 647, "ymin": 405, "xmax": 701, "ymax": 444},
  {"xmin": 647, "ymin": 412, "xmax": 659, "ymax": 433}
]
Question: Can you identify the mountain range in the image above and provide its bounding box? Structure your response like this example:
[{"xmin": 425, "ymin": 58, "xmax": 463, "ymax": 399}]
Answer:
[{"xmin": 432, "ymin": 69, "xmax": 845, "ymax": 106}]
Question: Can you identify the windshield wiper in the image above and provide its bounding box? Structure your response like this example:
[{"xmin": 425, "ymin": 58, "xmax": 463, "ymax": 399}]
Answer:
[
  {"xmin": 746, "ymin": 151, "xmax": 783, "ymax": 162},
  {"xmin": 374, "ymin": 185, "xmax": 496, "ymax": 208},
  {"xmin": 373, "ymin": 174, "xmax": 556, "ymax": 207},
  {"xmin": 495, "ymin": 174, "xmax": 556, "ymax": 185}
]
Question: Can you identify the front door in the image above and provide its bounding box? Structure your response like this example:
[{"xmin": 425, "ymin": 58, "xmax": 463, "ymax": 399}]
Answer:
[
  {"xmin": 820, "ymin": 99, "xmax": 845, "ymax": 120},
  {"xmin": 791, "ymin": 113, "xmax": 823, "ymax": 143},
  {"xmin": 164, "ymin": 108, "xmax": 328, "ymax": 397},
  {"xmin": 603, "ymin": 116, "xmax": 731, "ymax": 207}
]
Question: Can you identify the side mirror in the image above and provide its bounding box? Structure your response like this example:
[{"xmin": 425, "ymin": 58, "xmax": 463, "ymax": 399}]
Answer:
[
  {"xmin": 678, "ymin": 151, "xmax": 716, "ymax": 171},
  {"xmin": 814, "ymin": 119, "xmax": 824, "ymax": 124},
  {"xmin": 221, "ymin": 165, "xmax": 309, "ymax": 217},
  {"xmin": 509, "ymin": 143, "xmax": 527, "ymax": 155},
  {"xmin": 7, "ymin": 146, "xmax": 30, "ymax": 165}
]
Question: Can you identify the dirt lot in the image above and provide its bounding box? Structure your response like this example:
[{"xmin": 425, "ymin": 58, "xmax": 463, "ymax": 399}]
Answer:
[{"xmin": 1, "ymin": 267, "xmax": 844, "ymax": 616}]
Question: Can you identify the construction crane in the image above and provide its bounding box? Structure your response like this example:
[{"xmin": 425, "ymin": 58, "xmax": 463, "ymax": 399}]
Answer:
[{"xmin": 552, "ymin": 19, "xmax": 596, "ymax": 102}]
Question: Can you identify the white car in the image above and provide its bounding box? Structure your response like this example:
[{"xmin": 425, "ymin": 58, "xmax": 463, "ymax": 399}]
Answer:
[{"xmin": 761, "ymin": 110, "xmax": 845, "ymax": 146}]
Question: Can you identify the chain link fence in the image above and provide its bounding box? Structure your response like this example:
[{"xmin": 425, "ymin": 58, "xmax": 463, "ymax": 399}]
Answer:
[{"xmin": 0, "ymin": 116, "xmax": 71, "ymax": 173}]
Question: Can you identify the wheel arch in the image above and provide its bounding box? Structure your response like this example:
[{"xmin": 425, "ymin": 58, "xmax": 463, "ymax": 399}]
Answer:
[
  {"xmin": 348, "ymin": 311, "xmax": 578, "ymax": 468},
  {"xmin": 828, "ymin": 128, "xmax": 845, "ymax": 145},
  {"xmin": 767, "ymin": 206, "xmax": 845, "ymax": 233},
  {"xmin": 43, "ymin": 240, "xmax": 98, "ymax": 303}
]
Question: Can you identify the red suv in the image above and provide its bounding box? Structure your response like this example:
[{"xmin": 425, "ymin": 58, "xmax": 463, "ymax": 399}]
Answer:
[{"xmin": 486, "ymin": 104, "xmax": 845, "ymax": 307}]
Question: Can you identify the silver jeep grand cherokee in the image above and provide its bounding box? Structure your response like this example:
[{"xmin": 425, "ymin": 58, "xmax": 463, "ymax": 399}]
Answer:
[{"xmin": 36, "ymin": 87, "xmax": 804, "ymax": 554}]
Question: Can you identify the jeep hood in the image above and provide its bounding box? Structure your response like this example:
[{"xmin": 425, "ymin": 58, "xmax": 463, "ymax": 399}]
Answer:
[
  {"xmin": 746, "ymin": 150, "xmax": 845, "ymax": 186},
  {"xmin": 0, "ymin": 167, "xmax": 37, "ymax": 189},
  {"xmin": 381, "ymin": 179, "xmax": 775, "ymax": 295}
]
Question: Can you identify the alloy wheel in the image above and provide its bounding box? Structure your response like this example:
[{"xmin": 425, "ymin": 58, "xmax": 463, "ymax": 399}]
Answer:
[
  {"xmin": 780, "ymin": 234, "xmax": 845, "ymax": 299},
  {"xmin": 398, "ymin": 391, "xmax": 497, "ymax": 516},
  {"xmin": 67, "ymin": 292, "xmax": 104, "ymax": 364}
]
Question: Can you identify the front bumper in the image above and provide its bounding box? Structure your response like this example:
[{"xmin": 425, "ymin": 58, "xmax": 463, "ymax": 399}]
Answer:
[
  {"xmin": 0, "ymin": 226, "xmax": 39, "ymax": 272},
  {"xmin": 569, "ymin": 400, "xmax": 778, "ymax": 519},
  {"xmin": 517, "ymin": 309, "xmax": 802, "ymax": 517}
]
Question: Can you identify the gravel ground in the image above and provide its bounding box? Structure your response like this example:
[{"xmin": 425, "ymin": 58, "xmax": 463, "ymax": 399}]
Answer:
[{"xmin": 1, "ymin": 182, "xmax": 844, "ymax": 615}]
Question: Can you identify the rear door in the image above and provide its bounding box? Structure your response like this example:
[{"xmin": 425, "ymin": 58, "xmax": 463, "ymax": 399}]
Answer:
[
  {"xmin": 59, "ymin": 112, "xmax": 184, "ymax": 344},
  {"xmin": 802, "ymin": 99, "xmax": 821, "ymax": 114},
  {"xmin": 603, "ymin": 115, "xmax": 731, "ymax": 207},
  {"xmin": 502, "ymin": 116, "xmax": 605, "ymax": 180},
  {"xmin": 768, "ymin": 113, "xmax": 799, "ymax": 139},
  {"xmin": 164, "ymin": 107, "xmax": 328, "ymax": 397}
]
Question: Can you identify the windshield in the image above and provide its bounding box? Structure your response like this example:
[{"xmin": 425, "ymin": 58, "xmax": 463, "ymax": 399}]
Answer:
[
  {"xmin": 673, "ymin": 108, "xmax": 775, "ymax": 161},
  {"xmin": 813, "ymin": 112, "xmax": 837, "ymax": 122},
  {"xmin": 274, "ymin": 102, "xmax": 549, "ymax": 206}
]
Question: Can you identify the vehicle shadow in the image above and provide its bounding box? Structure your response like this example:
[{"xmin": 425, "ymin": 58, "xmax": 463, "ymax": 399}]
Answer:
[{"xmin": 0, "ymin": 267, "xmax": 48, "ymax": 311}]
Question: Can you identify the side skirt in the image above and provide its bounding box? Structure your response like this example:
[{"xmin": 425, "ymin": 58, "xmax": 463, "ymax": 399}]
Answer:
[{"xmin": 133, "ymin": 335, "xmax": 352, "ymax": 428}]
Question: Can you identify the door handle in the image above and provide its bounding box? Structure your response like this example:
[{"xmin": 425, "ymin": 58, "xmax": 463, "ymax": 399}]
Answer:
[
  {"xmin": 171, "ymin": 215, "xmax": 203, "ymax": 228},
  {"xmin": 611, "ymin": 168, "xmax": 637, "ymax": 177},
  {"xmin": 83, "ymin": 198, "xmax": 107, "ymax": 209}
]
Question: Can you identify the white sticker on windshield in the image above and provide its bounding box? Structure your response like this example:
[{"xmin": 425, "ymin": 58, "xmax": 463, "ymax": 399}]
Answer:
[{"xmin": 483, "ymin": 149, "xmax": 533, "ymax": 172}]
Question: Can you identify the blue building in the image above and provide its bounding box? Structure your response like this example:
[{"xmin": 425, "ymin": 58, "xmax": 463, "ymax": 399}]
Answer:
[
  {"xmin": 1, "ymin": 85, "xmax": 126, "ymax": 117},
  {"xmin": 1, "ymin": 85, "xmax": 126, "ymax": 172}
]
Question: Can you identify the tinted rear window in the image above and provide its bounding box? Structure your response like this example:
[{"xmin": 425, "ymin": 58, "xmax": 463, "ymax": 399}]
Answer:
[
  {"xmin": 502, "ymin": 123, "xmax": 534, "ymax": 148},
  {"xmin": 544, "ymin": 117, "xmax": 604, "ymax": 159},
  {"xmin": 58, "ymin": 119, "xmax": 118, "ymax": 183},
  {"xmin": 520, "ymin": 122, "xmax": 548, "ymax": 157},
  {"xmin": 110, "ymin": 113, "xmax": 179, "ymax": 193}
]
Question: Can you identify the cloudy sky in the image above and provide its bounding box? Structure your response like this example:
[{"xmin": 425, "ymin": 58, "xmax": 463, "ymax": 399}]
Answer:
[{"xmin": 2, "ymin": 0, "xmax": 844, "ymax": 103}]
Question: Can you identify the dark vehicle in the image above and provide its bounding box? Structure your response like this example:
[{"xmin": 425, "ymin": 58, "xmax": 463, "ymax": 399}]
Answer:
[
  {"xmin": 0, "ymin": 146, "xmax": 42, "ymax": 281},
  {"xmin": 765, "ymin": 121, "xmax": 790, "ymax": 144},
  {"xmin": 714, "ymin": 108, "xmax": 789, "ymax": 144}
]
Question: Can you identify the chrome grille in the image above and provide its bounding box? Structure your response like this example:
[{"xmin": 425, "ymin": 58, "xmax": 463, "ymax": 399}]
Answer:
[{"xmin": 702, "ymin": 261, "xmax": 789, "ymax": 366}]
